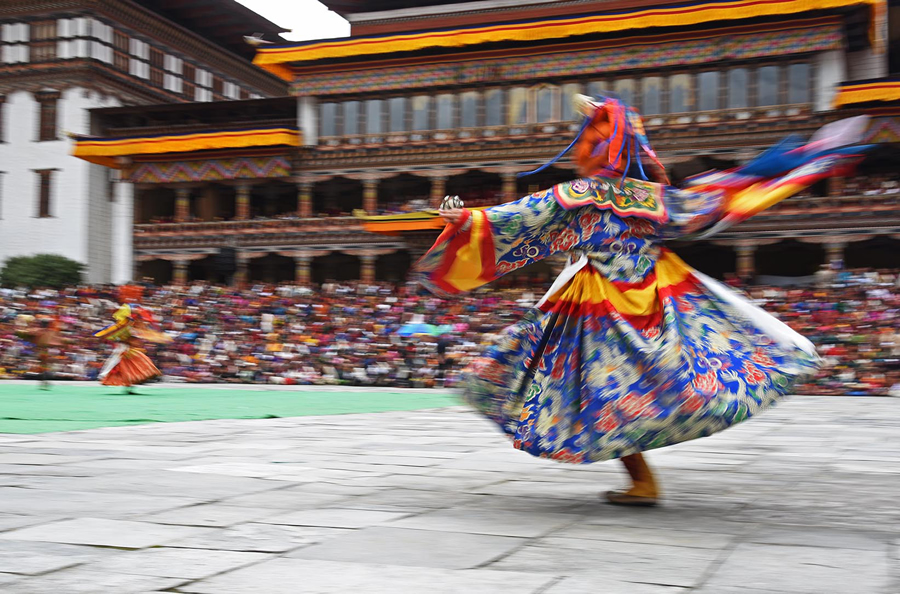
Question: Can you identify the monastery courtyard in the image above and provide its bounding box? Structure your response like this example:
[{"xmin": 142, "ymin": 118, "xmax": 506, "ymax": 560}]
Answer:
[{"xmin": 0, "ymin": 385, "xmax": 897, "ymax": 593}]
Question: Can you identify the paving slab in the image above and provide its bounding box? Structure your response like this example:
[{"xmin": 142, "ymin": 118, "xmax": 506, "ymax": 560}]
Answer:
[
  {"xmin": 179, "ymin": 557, "xmax": 556, "ymax": 594},
  {"xmin": 79, "ymin": 547, "xmax": 271, "ymax": 579},
  {"xmin": 1, "ymin": 567, "xmax": 187, "ymax": 594},
  {"xmin": 166, "ymin": 523, "xmax": 350, "ymax": 553},
  {"xmin": 288, "ymin": 526, "xmax": 525, "ymax": 569},
  {"xmin": 0, "ymin": 541, "xmax": 116, "ymax": 575},
  {"xmin": 390, "ymin": 507, "xmax": 576, "ymax": 537},
  {"xmin": 0, "ymin": 518, "xmax": 213, "ymax": 549},
  {"xmin": 139, "ymin": 504, "xmax": 285, "ymax": 527},
  {"xmin": 701, "ymin": 543, "xmax": 891, "ymax": 593},
  {"xmin": 257, "ymin": 508, "xmax": 408, "ymax": 529}
]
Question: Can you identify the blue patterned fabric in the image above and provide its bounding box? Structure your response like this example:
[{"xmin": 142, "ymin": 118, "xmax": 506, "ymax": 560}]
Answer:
[{"xmin": 415, "ymin": 176, "xmax": 820, "ymax": 464}]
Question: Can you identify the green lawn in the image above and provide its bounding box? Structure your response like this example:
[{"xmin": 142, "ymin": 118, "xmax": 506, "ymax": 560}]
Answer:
[{"xmin": 0, "ymin": 383, "xmax": 461, "ymax": 434}]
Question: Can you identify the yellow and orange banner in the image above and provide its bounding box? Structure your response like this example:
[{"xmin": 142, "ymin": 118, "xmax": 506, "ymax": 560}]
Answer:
[{"xmin": 72, "ymin": 127, "xmax": 301, "ymax": 168}]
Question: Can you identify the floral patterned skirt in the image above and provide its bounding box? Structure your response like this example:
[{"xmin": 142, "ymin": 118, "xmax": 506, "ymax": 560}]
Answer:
[{"xmin": 463, "ymin": 250, "xmax": 820, "ymax": 464}]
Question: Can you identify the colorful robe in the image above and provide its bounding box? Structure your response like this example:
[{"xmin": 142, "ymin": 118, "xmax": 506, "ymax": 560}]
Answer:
[
  {"xmin": 95, "ymin": 305, "xmax": 169, "ymax": 387},
  {"xmin": 413, "ymin": 163, "xmax": 851, "ymax": 463}
]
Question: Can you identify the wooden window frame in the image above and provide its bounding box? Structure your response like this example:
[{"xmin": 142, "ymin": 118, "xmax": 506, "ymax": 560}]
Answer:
[
  {"xmin": 35, "ymin": 169, "xmax": 55, "ymax": 218},
  {"xmin": 35, "ymin": 91, "xmax": 60, "ymax": 142}
]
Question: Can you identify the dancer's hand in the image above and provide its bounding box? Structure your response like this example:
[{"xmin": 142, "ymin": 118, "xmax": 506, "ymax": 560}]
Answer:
[{"xmin": 440, "ymin": 208, "xmax": 464, "ymax": 225}]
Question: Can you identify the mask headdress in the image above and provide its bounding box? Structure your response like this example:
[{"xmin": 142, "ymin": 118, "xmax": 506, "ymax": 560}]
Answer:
[{"xmin": 519, "ymin": 93, "xmax": 669, "ymax": 186}]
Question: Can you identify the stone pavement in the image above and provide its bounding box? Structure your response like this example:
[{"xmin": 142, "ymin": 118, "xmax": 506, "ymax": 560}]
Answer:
[{"xmin": 0, "ymin": 395, "xmax": 897, "ymax": 593}]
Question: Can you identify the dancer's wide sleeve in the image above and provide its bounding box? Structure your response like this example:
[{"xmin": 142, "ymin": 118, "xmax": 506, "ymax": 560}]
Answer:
[{"xmin": 413, "ymin": 191, "xmax": 572, "ymax": 295}]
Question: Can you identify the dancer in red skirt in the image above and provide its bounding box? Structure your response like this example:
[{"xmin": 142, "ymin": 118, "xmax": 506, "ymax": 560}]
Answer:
[{"xmin": 95, "ymin": 304, "xmax": 171, "ymax": 394}]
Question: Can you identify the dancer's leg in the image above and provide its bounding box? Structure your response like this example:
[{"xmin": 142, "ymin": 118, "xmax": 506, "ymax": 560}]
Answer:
[{"xmin": 605, "ymin": 452, "xmax": 659, "ymax": 506}]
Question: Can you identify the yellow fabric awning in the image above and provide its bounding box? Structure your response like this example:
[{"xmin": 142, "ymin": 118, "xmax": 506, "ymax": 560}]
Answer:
[
  {"xmin": 72, "ymin": 127, "xmax": 301, "ymax": 168},
  {"xmin": 834, "ymin": 79, "xmax": 900, "ymax": 108},
  {"xmin": 254, "ymin": 0, "xmax": 885, "ymax": 79}
]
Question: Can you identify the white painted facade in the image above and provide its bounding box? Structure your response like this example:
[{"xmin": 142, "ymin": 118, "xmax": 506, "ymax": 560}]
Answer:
[
  {"xmin": 0, "ymin": 8, "xmax": 287, "ymax": 285},
  {"xmin": 0, "ymin": 88, "xmax": 131, "ymax": 284}
]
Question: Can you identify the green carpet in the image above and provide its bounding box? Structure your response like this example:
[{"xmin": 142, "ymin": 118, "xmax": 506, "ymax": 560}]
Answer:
[{"xmin": 0, "ymin": 383, "xmax": 461, "ymax": 434}]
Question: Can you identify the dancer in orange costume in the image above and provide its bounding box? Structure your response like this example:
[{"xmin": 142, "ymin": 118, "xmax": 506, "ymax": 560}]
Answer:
[
  {"xmin": 16, "ymin": 316, "xmax": 65, "ymax": 390},
  {"xmin": 95, "ymin": 304, "xmax": 172, "ymax": 394}
]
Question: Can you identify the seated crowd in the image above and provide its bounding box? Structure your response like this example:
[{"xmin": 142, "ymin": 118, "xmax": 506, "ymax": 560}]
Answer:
[{"xmin": 1, "ymin": 270, "xmax": 898, "ymax": 395}]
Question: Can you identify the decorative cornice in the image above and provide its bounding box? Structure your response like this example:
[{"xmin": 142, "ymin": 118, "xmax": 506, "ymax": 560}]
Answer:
[{"xmin": 256, "ymin": 0, "xmax": 883, "ymax": 78}]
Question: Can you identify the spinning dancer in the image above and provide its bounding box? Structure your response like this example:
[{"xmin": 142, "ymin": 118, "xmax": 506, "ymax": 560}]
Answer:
[
  {"xmin": 414, "ymin": 94, "xmax": 869, "ymax": 506},
  {"xmin": 95, "ymin": 304, "xmax": 171, "ymax": 394},
  {"xmin": 16, "ymin": 316, "xmax": 64, "ymax": 390}
]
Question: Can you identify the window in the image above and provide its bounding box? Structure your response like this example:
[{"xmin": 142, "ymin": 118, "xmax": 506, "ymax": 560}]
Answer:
[
  {"xmin": 365, "ymin": 99, "xmax": 383, "ymax": 134},
  {"xmin": 436, "ymin": 93, "xmax": 454, "ymax": 129},
  {"xmin": 460, "ymin": 91, "xmax": 478, "ymax": 128},
  {"xmin": 31, "ymin": 20, "xmax": 55, "ymax": 41},
  {"xmin": 698, "ymin": 71, "xmax": 719, "ymax": 111},
  {"xmin": 388, "ymin": 96, "xmax": 406, "ymax": 132},
  {"xmin": 507, "ymin": 87, "xmax": 527, "ymax": 125},
  {"xmin": 113, "ymin": 31, "xmax": 128, "ymax": 71},
  {"xmin": 320, "ymin": 102, "xmax": 337, "ymax": 136},
  {"xmin": 669, "ymin": 74, "xmax": 692, "ymax": 113},
  {"xmin": 30, "ymin": 21, "xmax": 56, "ymax": 62},
  {"xmin": 149, "ymin": 48, "xmax": 163, "ymax": 87},
  {"xmin": 535, "ymin": 86, "xmax": 555, "ymax": 122},
  {"xmin": 36, "ymin": 92, "xmax": 58, "ymax": 141},
  {"xmin": 727, "ymin": 68, "xmax": 749, "ymax": 109},
  {"xmin": 787, "ymin": 63, "xmax": 811, "ymax": 104},
  {"xmin": 614, "ymin": 79, "xmax": 636, "ymax": 107},
  {"xmin": 484, "ymin": 89, "xmax": 503, "ymax": 126},
  {"xmin": 35, "ymin": 169, "xmax": 54, "ymax": 217},
  {"xmin": 0, "ymin": 95, "xmax": 5, "ymax": 143},
  {"xmin": 757, "ymin": 66, "xmax": 779, "ymax": 106},
  {"xmin": 182, "ymin": 63, "xmax": 196, "ymax": 100},
  {"xmin": 212, "ymin": 77, "xmax": 223, "ymax": 97},
  {"xmin": 642, "ymin": 77, "xmax": 663, "ymax": 115},
  {"xmin": 587, "ymin": 81, "xmax": 605, "ymax": 98},
  {"xmin": 411, "ymin": 95, "xmax": 431, "ymax": 131},
  {"xmin": 343, "ymin": 100, "xmax": 360, "ymax": 135},
  {"xmin": 560, "ymin": 83, "xmax": 581, "ymax": 121}
]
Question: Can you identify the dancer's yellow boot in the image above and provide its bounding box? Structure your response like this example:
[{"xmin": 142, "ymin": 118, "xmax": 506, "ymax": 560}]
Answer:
[{"xmin": 605, "ymin": 452, "xmax": 659, "ymax": 506}]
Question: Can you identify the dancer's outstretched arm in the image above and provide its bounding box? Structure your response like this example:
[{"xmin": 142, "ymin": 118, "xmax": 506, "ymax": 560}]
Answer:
[{"xmin": 413, "ymin": 189, "xmax": 575, "ymax": 296}]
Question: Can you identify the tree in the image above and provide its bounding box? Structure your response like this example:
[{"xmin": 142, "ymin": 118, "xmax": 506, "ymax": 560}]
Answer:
[{"xmin": 0, "ymin": 254, "xmax": 84, "ymax": 289}]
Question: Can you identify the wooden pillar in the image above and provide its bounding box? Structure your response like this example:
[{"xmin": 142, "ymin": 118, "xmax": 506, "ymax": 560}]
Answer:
[
  {"xmin": 363, "ymin": 179, "xmax": 378, "ymax": 214},
  {"xmin": 199, "ymin": 186, "xmax": 216, "ymax": 221},
  {"xmin": 828, "ymin": 176, "xmax": 845, "ymax": 197},
  {"xmin": 173, "ymin": 260, "xmax": 188, "ymax": 285},
  {"xmin": 298, "ymin": 182, "xmax": 313, "ymax": 217},
  {"xmin": 502, "ymin": 171, "xmax": 517, "ymax": 202},
  {"xmin": 430, "ymin": 176, "xmax": 447, "ymax": 208},
  {"xmin": 236, "ymin": 185, "xmax": 251, "ymax": 220},
  {"xmin": 174, "ymin": 188, "xmax": 190, "ymax": 222},
  {"xmin": 735, "ymin": 245, "xmax": 756, "ymax": 279},
  {"xmin": 295, "ymin": 254, "xmax": 312, "ymax": 285},
  {"xmin": 360, "ymin": 254, "xmax": 376, "ymax": 282},
  {"xmin": 826, "ymin": 242, "xmax": 845, "ymax": 269},
  {"xmin": 234, "ymin": 255, "xmax": 248, "ymax": 286}
]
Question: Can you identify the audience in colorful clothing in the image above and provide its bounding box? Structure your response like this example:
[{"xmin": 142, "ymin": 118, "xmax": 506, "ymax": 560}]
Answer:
[{"xmin": 1, "ymin": 270, "xmax": 898, "ymax": 395}]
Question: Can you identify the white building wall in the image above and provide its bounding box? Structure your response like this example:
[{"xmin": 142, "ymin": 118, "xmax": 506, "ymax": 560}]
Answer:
[
  {"xmin": 112, "ymin": 181, "xmax": 134, "ymax": 285},
  {"xmin": 0, "ymin": 88, "xmax": 123, "ymax": 284}
]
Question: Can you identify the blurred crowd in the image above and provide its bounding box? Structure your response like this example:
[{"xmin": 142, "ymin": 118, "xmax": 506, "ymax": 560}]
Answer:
[{"xmin": 1, "ymin": 270, "xmax": 899, "ymax": 396}]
